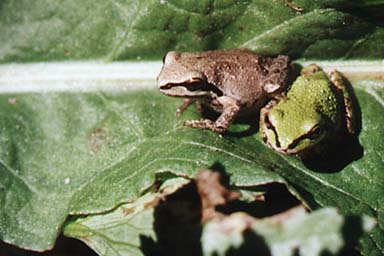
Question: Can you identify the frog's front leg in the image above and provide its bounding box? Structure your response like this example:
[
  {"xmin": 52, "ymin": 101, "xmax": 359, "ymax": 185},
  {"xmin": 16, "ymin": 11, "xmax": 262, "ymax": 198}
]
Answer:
[
  {"xmin": 176, "ymin": 98, "xmax": 193, "ymax": 117},
  {"xmin": 184, "ymin": 96, "xmax": 240, "ymax": 134},
  {"xmin": 176, "ymin": 99, "xmax": 204, "ymax": 117},
  {"xmin": 329, "ymin": 70, "xmax": 357, "ymax": 135},
  {"xmin": 176, "ymin": 99, "xmax": 194, "ymax": 117}
]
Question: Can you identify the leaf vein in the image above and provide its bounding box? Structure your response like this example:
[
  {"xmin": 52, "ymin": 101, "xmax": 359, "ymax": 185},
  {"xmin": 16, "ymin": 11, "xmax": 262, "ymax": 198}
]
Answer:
[
  {"xmin": 0, "ymin": 159, "xmax": 37, "ymax": 194},
  {"xmin": 278, "ymin": 156, "xmax": 373, "ymax": 209},
  {"xmin": 109, "ymin": 0, "xmax": 142, "ymax": 60},
  {"xmin": 119, "ymin": 156, "xmax": 206, "ymax": 185},
  {"xmin": 241, "ymin": 9, "xmax": 332, "ymax": 48},
  {"xmin": 98, "ymin": 93, "xmax": 145, "ymax": 139},
  {"xmin": 183, "ymin": 141, "xmax": 252, "ymax": 163},
  {"xmin": 165, "ymin": 2, "xmax": 202, "ymax": 15},
  {"xmin": 365, "ymin": 87, "xmax": 384, "ymax": 109},
  {"xmin": 369, "ymin": 232, "xmax": 384, "ymax": 254}
]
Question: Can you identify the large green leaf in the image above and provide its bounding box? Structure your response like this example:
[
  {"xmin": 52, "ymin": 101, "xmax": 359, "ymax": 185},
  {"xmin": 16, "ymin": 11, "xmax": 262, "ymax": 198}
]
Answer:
[
  {"xmin": 202, "ymin": 207, "xmax": 375, "ymax": 256},
  {"xmin": 0, "ymin": 0, "xmax": 383, "ymax": 62},
  {"xmin": 63, "ymin": 192, "xmax": 159, "ymax": 256},
  {"xmin": 0, "ymin": 62, "xmax": 383, "ymax": 255},
  {"xmin": 0, "ymin": 88, "xmax": 286, "ymax": 251}
]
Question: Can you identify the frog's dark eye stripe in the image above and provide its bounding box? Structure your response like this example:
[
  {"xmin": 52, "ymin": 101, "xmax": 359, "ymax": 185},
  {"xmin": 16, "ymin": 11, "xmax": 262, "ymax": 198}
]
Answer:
[
  {"xmin": 263, "ymin": 114, "xmax": 281, "ymax": 147},
  {"xmin": 183, "ymin": 82, "xmax": 204, "ymax": 91},
  {"xmin": 287, "ymin": 125, "xmax": 324, "ymax": 150},
  {"xmin": 307, "ymin": 125, "xmax": 322, "ymax": 139},
  {"xmin": 182, "ymin": 82, "xmax": 223, "ymax": 96}
]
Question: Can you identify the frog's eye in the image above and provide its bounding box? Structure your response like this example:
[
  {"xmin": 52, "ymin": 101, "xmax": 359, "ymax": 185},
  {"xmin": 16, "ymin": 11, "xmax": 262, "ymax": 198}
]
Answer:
[{"xmin": 308, "ymin": 125, "xmax": 322, "ymax": 139}]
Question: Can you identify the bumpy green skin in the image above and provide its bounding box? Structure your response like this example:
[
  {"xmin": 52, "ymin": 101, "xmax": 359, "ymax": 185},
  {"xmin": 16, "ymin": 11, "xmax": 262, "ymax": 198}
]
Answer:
[{"xmin": 260, "ymin": 67, "xmax": 345, "ymax": 155}]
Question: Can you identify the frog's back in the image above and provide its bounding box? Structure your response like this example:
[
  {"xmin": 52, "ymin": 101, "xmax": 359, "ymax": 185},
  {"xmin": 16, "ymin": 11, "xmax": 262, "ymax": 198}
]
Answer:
[
  {"xmin": 181, "ymin": 49, "xmax": 266, "ymax": 93},
  {"xmin": 288, "ymin": 71, "xmax": 340, "ymax": 123},
  {"xmin": 181, "ymin": 48, "xmax": 262, "ymax": 72},
  {"xmin": 177, "ymin": 49, "xmax": 291, "ymax": 114}
]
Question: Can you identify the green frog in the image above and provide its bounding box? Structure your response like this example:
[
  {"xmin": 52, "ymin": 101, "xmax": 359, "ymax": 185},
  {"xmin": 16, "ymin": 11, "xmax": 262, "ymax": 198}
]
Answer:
[{"xmin": 260, "ymin": 64, "xmax": 356, "ymax": 155}]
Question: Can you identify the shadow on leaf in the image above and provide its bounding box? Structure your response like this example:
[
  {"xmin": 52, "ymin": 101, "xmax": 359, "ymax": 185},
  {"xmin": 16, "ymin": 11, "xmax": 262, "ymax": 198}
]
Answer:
[
  {"xmin": 139, "ymin": 169, "xmax": 299, "ymax": 256},
  {"xmin": 302, "ymin": 135, "xmax": 363, "ymax": 173},
  {"xmin": 140, "ymin": 181, "xmax": 203, "ymax": 256},
  {"xmin": 226, "ymin": 230, "xmax": 271, "ymax": 256},
  {"xmin": 218, "ymin": 183, "xmax": 301, "ymax": 218}
]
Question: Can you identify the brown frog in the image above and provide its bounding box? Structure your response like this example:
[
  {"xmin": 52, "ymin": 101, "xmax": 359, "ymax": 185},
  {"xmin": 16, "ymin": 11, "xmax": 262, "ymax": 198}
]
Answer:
[{"xmin": 157, "ymin": 49, "xmax": 291, "ymax": 134}]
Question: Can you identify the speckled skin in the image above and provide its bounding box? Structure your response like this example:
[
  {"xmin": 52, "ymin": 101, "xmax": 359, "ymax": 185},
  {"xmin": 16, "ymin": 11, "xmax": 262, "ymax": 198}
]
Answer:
[
  {"xmin": 157, "ymin": 49, "xmax": 291, "ymax": 133},
  {"xmin": 260, "ymin": 65, "xmax": 355, "ymax": 155}
]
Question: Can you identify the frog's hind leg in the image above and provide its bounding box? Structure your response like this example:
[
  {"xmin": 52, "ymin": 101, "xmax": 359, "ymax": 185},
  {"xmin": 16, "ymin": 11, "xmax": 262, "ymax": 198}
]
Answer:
[
  {"xmin": 263, "ymin": 55, "xmax": 292, "ymax": 97},
  {"xmin": 284, "ymin": 0, "xmax": 304, "ymax": 12},
  {"xmin": 300, "ymin": 64, "xmax": 320, "ymax": 76},
  {"xmin": 329, "ymin": 70, "xmax": 357, "ymax": 135}
]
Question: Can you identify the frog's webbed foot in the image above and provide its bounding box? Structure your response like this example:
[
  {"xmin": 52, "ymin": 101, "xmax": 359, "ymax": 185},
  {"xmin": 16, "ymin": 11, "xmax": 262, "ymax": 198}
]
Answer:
[
  {"xmin": 329, "ymin": 70, "xmax": 357, "ymax": 135},
  {"xmin": 184, "ymin": 96, "xmax": 240, "ymax": 134}
]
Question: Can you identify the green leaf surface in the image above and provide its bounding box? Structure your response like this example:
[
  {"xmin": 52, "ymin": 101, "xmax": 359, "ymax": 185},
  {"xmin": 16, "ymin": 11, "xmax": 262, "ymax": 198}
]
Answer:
[
  {"xmin": 64, "ymin": 177, "xmax": 191, "ymax": 256},
  {"xmin": 0, "ymin": 0, "xmax": 383, "ymax": 62},
  {"xmin": 0, "ymin": 62, "xmax": 383, "ymax": 255},
  {"xmin": 64, "ymin": 192, "xmax": 158, "ymax": 256},
  {"xmin": 202, "ymin": 207, "xmax": 376, "ymax": 256},
  {"xmin": 0, "ymin": 89, "xmax": 286, "ymax": 251}
]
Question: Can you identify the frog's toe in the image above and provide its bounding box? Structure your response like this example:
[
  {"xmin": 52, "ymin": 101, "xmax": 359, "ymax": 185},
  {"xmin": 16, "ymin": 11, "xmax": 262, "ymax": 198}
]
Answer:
[
  {"xmin": 184, "ymin": 119, "xmax": 227, "ymax": 134},
  {"xmin": 184, "ymin": 119, "xmax": 212, "ymax": 129},
  {"xmin": 301, "ymin": 64, "xmax": 321, "ymax": 75}
]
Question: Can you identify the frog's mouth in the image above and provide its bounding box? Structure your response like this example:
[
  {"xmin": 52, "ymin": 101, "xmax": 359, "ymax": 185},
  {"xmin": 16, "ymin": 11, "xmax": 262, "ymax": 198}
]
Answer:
[{"xmin": 159, "ymin": 79, "xmax": 223, "ymax": 98}]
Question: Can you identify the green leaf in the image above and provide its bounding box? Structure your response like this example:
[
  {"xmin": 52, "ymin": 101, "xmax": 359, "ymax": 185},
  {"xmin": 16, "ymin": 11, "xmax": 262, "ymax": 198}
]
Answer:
[
  {"xmin": 63, "ymin": 192, "xmax": 158, "ymax": 256},
  {"xmin": 0, "ymin": 88, "xmax": 286, "ymax": 251},
  {"xmin": 63, "ymin": 177, "xmax": 191, "ymax": 256},
  {"xmin": 202, "ymin": 207, "xmax": 376, "ymax": 256},
  {"xmin": 0, "ymin": 0, "xmax": 383, "ymax": 62},
  {"xmin": 0, "ymin": 61, "xmax": 383, "ymax": 255}
]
